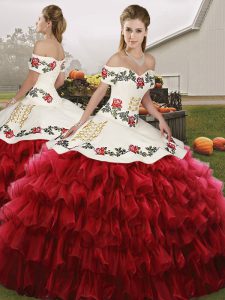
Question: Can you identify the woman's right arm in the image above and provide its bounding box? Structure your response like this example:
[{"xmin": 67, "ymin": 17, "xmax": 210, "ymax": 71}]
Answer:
[
  {"xmin": 63, "ymin": 82, "xmax": 109, "ymax": 138},
  {"xmin": 79, "ymin": 82, "xmax": 108, "ymax": 123},
  {"xmin": 63, "ymin": 53, "xmax": 119, "ymax": 138}
]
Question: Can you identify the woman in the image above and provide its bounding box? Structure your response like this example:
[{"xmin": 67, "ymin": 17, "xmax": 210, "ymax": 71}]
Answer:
[
  {"xmin": 0, "ymin": 5, "xmax": 83, "ymax": 207},
  {"xmin": 0, "ymin": 5, "xmax": 224, "ymax": 300}
]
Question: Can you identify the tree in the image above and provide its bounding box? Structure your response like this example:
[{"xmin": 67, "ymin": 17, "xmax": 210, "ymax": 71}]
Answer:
[{"xmin": 0, "ymin": 27, "xmax": 75, "ymax": 87}]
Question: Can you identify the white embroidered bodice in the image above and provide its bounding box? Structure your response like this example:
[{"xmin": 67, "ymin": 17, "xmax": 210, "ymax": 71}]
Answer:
[
  {"xmin": 48, "ymin": 65, "xmax": 188, "ymax": 164},
  {"xmin": 26, "ymin": 54, "xmax": 66, "ymax": 105},
  {"xmin": 98, "ymin": 65, "xmax": 155, "ymax": 127},
  {"xmin": 0, "ymin": 54, "xmax": 83, "ymax": 143}
]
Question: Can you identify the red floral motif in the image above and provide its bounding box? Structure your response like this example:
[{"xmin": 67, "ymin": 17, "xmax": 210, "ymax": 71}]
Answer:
[
  {"xmin": 95, "ymin": 147, "xmax": 106, "ymax": 155},
  {"xmin": 32, "ymin": 127, "xmax": 42, "ymax": 134},
  {"xmin": 167, "ymin": 141, "xmax": 176, "ymax": 150},
  {"xmin": 129, "ymin": 145, "xmax": 139, "ymax": 153},
  {"xmin": 101, "ymin": 67, "xmax": 108, "ymax": 79},
  {"xmin": 61, "ymin": 128, "xmax": 68, "ymax": 134},
  {"xmin": 49, "ymin": 61, "xmax": 56, "ymax": 70},
  {"xmin": 43, "ymin": 94, "xmax": 53, "ymax": 103},
  {"xmin": 111, "ymin": 98, "xmax": 122, "ymax": 109},
  {"xmin": 5, "ymin": 130, "xmax": 14, "ymax": 138},
  {"xmin": 31, "ymin": 57, "xmax": 40, "ymax": 68},
  {"xmin": 136, "ymin": 77, "xmax": 145, "ymax": 88},
  {"xmin": 128, "ymin": 116, "xmax": 136, "ymax": 127}
]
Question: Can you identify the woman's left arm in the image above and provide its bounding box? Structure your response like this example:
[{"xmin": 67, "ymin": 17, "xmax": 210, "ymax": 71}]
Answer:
[
  {"xmin": 141, "ymin": 91, "xmax": 172, "ymax": 141},
  {"xmin": 55, "ymin": 72, "xmax": 65, "ymax": 89}
]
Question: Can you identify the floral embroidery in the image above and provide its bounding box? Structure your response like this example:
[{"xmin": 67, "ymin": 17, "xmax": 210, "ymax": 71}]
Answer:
[
  {"xmin": 29, "ymin": 88, "xmax": 53, "ymax": 103},
  {"xmin": 95, "ymin": 147, "xmax": 106, "ymax": 155},
  {"xmin": 128, "ymin": 116, "xmax": 136, "ymax": 127},
  {"xmin": 101, "ymin": 67, "xmax": 108, "ymax": 79},
  {"xmin": 101, "ymin": 67, "xmax": 155, "ymax": 87},
  {"xmin": 111, "ymin": 70, "xmax": 136, "ymax": 85},
  {"xmin": 0, "ymin": 124, "xmax": 65, "ymax": 138},
  {"xmin": 101, "ymin": 102, "xmax": 139, "ymax": 127},
  {"xmin": 49, "ymin": 61, "xmax": 56, "ymax": 70},
  {"xmin": 5, "ymin": 129, "xmax": 14, "ymax": 139},
  {"xmin": 128, "ymin": 97, "xmax": 142, "ymax": 112},
  {"xmin": 32, "ymin": 127, "xmax": 42, "ymax": 134},
  {"xmin": 129, "ymin": 145, "xmax": 139, "ymax": 153},
  {"xmin": 111, "ymin": 98, "xmax": 122, "ymax": 109},
  {"xmin": 136, "ymin": 77, "xmax": 145, "ymax": 89},
  {"xmin": 61, "ymin": 128, "xmax": 68, "ymax": 134},
  {"xmin": 146, "ymin": 73, "xmax": 155, "ymax": 87},
  {"xmin": 56, "ymin": 140, "xmax": 69, "ymax": 148},
  {"xmin": 29, "ymin": 57, "xmax": 57, "ymax": 73},
  {"xmin": 71, "ymin": 120, "xmax": 108, "ymax": 142},
  {"xmin": 6, "ymin": 103, "xmax": 35, "ymax": 128},
  {"xmin": 55, "ymin": 141, "xmax": 160, "ymax": 157},
  {"xmin": 165, "ymin": 137, "xmax": 177, "ymax": 154},
  {"xmin": 43, "ymin": 94, "xmax": 53, "ymax": 103},
  {"xmin": 167, "ymin": 141, "xmax": 176, "ymax": 149},
  {"xmin": 31, "ymin": 57, "xmax": 41, "ymax": 68}
]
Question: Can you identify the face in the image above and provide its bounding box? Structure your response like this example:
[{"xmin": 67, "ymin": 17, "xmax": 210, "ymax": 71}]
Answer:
[
  {"xmin": 35, "ymin": 14, "xmax": 51, "ymax": 34},
  {"xmin": 122, "ymin": 18, "xmax": 147, "ymax": 49}
]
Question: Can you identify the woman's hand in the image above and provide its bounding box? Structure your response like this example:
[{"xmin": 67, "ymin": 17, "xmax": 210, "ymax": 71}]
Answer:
[
  {"xmin": 62, "ymin": 125, "xmax": 78, "ymax": 139},
  {"xmin": 62, "ymin": 120, "xmax": 84, "ymax": 139},
  {"xmin": 159, "ymin": 118, "xmax": 172, "ymax": 141}
]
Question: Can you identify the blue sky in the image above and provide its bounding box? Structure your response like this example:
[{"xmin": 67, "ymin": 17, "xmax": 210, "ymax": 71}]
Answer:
[{"xmin": 0, "ymin": 0, "xmax": 203, "ymax": 73}]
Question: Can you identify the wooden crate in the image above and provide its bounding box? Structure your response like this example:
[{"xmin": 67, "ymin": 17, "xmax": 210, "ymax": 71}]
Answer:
[{"xmin": 140, "ymin": 110, "xmax": 188, "ymax": 143}]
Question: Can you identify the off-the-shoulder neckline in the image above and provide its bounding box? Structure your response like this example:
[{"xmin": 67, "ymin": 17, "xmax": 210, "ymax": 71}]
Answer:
[
  {"xmin": 104, "ymin": 65, "xmax": 154, "ymax": 77},
  {"xmin": 31, "ymin": 54, "xmax": 65, "ymax": 62}
]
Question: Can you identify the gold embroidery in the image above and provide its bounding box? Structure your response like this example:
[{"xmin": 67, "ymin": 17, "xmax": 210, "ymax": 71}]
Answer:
[
  {"xmin": 6, "ymin": 103, "xmax": 35, "ymax": 128},
  {"xmin": 128, "ymin": 97, "xmax": 141, "ymax": 112},
  {"xmin": 72, "ymin": 120, "xmax": 107, "ymax": 142}
]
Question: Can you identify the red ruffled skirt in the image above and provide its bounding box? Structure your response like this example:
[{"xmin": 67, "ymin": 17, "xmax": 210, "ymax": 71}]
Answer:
[
  {"xmin": 0, "ymin": 139, "xmax": 46, "ymax": 207},
  {"xmin": 0, "ymin": 145, "xmax": 225, "ymax": 300}
]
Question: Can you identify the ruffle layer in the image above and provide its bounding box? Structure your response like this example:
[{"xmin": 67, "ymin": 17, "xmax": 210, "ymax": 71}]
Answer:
[
  {"xmin": 0, "ymin": 139, "xmax": 46, "ymax": 207},
  {"xmin": 0, "ymin": 145, "xmax": 225, "ymax": 300}
]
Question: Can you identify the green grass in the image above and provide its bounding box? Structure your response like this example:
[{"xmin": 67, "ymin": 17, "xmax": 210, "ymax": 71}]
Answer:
[
  {"xmin": 184, "ymin": 105, "xmax": 225, "ymax": 186},
  {"xmin": 0, "ymin": 286, "xmax": 36, "ymax": 299},
  {"xmin": 0, "ymin": 103, "xmax": 224, "ymax": 299}
]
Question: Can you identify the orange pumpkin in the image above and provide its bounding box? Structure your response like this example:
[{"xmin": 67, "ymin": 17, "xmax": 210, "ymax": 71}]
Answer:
[
  {"xmin": 158, "ymin": 107, "xmax": 165, "ymax": 113},
  {"xmin": 73, "ymin": 71, "xmax": 85, "ymax": 79},
  {"xmin": 69, "ymin": 70, "xmax": 77, "ymax": 79},
  {"xmin": 139, "ymin": 106, "xmax": 148, "ymax": 115},
  {"xmin": 69, "ymin": 70, "xmax": 85, "ymax": 80},
  {"xmin": 168, "ymin": 107, "xmax": 177, "ymax": 111},
  {"xmin": 69, "ymin": 70, "xmax": 74, "ymax": 78},
  {"xmin": 193, "ymin": 137, "xmax": 213, "ymax": 155},
  {"xmin": 212, "ymin": 137, "xmax": 225, "ymax": 151},
  {"xmin": 159, "ymin": 107, "xmax": 170, "ymax": 113}
]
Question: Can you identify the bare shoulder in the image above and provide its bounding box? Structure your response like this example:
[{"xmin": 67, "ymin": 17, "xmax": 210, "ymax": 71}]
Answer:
[
  {"xmin": 33, "ymin": 40, "xmax": 65, "ymax": 60},
  {"xmin": 105, "ymin": 51, "xmax": 125, "ymax": 67},
  {"xmin": 33, "ymin": 40, "xmax": 47, "ymax": 56},
  {"xmin": 145, "ymin": 53, "xmax": 156, "ymax": 70}
]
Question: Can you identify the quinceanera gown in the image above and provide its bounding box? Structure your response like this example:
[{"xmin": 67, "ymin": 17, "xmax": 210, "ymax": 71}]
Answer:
[
  {"xmin": 0, "ymin": 54, "xmax": 83, "ymax": 207},
  {"xmin": 0, "ymin": 65, "xmax": 224, "ymax": 300}
]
